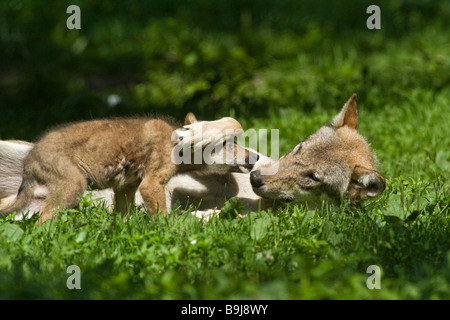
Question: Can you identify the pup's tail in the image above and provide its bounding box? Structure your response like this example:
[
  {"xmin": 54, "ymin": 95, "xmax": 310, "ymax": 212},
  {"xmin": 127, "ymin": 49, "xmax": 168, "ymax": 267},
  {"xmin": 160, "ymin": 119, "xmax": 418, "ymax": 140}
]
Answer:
[{"xmin": 0, "ymin": 178, "xmax": 34, "ymax": 218}]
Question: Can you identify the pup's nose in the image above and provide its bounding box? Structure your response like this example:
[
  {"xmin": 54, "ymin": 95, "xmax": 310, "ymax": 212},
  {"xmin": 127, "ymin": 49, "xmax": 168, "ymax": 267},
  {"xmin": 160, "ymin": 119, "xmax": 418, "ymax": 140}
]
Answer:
[{"xmin": 250, "ymin": 170, "xmax": 263, "ymax": 188}]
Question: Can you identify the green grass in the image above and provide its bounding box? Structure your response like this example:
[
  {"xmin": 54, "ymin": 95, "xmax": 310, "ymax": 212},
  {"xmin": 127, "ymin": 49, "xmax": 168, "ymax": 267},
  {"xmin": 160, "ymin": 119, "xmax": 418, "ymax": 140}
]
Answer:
[
  {"xmin": 0, "ymin": 176, "xmax": 448, "ymax": 299},
  {"xmin": 0, "ymin": 1, "xmax": 449, "ymax": 300}
]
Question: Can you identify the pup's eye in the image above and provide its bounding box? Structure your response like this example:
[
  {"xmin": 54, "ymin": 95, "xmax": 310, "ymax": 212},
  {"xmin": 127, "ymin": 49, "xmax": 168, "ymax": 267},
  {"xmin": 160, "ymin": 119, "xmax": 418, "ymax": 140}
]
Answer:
[{"xmin": 306, "ymin": 172, "xmax": 321, "ymax": 182}]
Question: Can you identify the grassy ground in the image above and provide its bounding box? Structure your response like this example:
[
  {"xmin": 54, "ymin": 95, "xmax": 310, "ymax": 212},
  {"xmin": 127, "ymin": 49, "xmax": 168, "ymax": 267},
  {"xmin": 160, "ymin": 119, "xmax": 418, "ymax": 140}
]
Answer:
[
  {"xmin": 0, "ymin": 1, "xmax": 449, "ymax": 300},
  {"xmin": 0, "ymin": 182, "xmax": 448, "ymax": 300}
]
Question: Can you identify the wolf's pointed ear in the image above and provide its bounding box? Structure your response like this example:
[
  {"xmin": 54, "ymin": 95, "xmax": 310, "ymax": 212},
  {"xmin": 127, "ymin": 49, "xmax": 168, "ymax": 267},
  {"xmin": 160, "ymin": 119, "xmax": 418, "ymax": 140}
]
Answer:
[
  {"xmin": 347, "ymin": 166, "xmax": 385, "ymax": 201},
  {"xmin": 184, "ymin": 112, "xmax": 198, "ymax": 125},
  {"xmin": 332, "ymin": 93, "xmax": 358, "ymax": 130}
]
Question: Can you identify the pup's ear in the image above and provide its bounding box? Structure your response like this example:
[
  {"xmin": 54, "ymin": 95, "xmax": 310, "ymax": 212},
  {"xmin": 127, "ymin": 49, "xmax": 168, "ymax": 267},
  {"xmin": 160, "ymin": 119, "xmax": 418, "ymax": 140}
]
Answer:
[
  {"xmin": 332, "ymin": 93, "xmax": 358, "ymax": 130},
  {"xmin": 184, "ymin": 112, "xmax": 198, "ymax": 125},
  {"xmin": 347, "ymin": 166, "xmax": 385, "ymax": 201}
]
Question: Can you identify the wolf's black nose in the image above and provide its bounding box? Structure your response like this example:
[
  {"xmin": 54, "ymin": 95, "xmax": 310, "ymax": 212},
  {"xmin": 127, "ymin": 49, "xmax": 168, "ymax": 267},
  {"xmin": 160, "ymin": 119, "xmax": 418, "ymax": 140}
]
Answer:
[{"xmin": 250, "ymin": 170, "xmax": 263, "ymax": 188}]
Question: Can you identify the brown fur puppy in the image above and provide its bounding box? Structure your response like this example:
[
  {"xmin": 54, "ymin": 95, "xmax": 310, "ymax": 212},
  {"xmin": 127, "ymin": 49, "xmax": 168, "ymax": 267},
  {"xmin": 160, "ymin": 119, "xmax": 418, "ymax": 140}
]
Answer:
[{"xmin": 2, "ymin": 114, "xmax": 254, "ymax": 223}]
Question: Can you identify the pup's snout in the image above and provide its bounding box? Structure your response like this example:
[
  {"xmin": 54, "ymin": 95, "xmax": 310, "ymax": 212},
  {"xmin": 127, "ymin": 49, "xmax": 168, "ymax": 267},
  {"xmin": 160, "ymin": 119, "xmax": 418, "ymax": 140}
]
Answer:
[{"xmin": 250, "ymin": 170, "xmax": 264, "ymax": 188}]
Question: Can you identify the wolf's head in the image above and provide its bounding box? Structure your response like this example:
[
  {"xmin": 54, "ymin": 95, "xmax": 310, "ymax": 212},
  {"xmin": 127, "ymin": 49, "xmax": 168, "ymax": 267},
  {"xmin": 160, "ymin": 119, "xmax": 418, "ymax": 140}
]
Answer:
[
  {"xmin": 250, "ymin": 94, "xmax": 385, "ymax": 206},
  {"xmin": 172, "ymin": 113, "xmax": 259, "ymax": 174}
]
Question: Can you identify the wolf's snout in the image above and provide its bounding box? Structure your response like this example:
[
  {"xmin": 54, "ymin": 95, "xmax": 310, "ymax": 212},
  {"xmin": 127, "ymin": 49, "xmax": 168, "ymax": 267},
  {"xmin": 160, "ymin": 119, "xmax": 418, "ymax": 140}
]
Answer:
[{"xmin": 250, "ymin": 170, "xmax": 263, "ymax": 188}]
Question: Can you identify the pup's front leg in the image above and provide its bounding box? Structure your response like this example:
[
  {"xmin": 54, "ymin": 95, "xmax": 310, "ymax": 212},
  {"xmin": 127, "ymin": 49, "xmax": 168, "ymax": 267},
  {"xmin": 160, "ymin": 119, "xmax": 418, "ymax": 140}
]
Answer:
[{"xmin": 138, "ymin": 178, "xmax": 168, "ymax": 216}]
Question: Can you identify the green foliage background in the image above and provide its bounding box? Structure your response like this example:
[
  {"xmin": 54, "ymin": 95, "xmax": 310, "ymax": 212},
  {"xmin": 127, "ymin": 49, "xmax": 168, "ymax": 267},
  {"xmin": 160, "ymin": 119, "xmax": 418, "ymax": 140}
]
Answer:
[
  {"xmin": 0, "ymin": 0, "xmax": 449, "ymax": 300},
  {"xmin": 1, "ymin": 0, "xmax": 449, "ymax": 140}
]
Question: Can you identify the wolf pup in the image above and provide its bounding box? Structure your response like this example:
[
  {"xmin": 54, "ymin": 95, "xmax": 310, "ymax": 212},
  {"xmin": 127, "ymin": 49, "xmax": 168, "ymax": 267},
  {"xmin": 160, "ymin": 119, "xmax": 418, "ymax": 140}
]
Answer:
[
  {"xmin": 250, "ymin": 93, "xmax": 386, "ymax": 206},
  {"xmin": 2, "ymin": 115, "xmax": 256, "ymax": 223}
]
